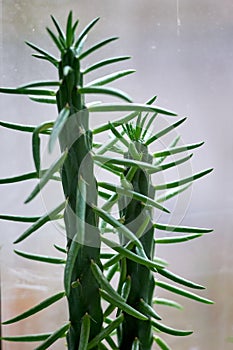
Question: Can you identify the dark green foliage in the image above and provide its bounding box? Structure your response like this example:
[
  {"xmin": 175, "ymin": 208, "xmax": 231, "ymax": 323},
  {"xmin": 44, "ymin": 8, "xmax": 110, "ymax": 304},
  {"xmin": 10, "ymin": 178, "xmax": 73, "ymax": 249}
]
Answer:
[
  {"xmin": 0, "ymin": 11, "xmax": 213, "ymax": 350},
  {"xmin": 117, "ymin": 142, "xmax": 156, "ymax": 350}
]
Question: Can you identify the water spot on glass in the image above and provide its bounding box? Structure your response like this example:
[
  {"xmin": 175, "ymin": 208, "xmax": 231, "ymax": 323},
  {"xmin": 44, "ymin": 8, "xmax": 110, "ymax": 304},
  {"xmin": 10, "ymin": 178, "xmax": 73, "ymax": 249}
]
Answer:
[{"xmin": 176, "ymin": 0, "xmax": 181, "ymax": 36}]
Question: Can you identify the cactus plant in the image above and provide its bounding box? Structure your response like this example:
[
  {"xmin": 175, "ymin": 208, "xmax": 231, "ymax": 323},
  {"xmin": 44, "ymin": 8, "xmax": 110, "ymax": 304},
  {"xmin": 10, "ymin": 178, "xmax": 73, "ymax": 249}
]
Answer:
[{"xmin": 0, "ymin": 12, "xmax": 213, "ymax": 350}]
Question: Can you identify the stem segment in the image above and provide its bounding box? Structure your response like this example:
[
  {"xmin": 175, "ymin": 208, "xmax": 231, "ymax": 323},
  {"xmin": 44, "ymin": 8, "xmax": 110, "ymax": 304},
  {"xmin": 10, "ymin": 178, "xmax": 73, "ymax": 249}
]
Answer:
[
  {"xmin": 57, "ymin": 47, "xmax": 102, "ymax": 349},
  {"xmin": 118, "ymin": 143, "xmax": 155, "ymax": 350}
]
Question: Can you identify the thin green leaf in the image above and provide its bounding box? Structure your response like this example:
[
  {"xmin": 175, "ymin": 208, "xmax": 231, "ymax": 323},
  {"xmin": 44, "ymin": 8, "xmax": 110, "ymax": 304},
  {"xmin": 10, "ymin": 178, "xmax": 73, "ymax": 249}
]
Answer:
[
  {"xmin": 93, "ymin": 95, "xmax": 158, "ymax": 134},
  {"xmin": 99, "ymin": 289, "xmax": 148, "ymax": 321},
  {"xmin": 95, "ymin": 134, "xmax": 121, "ymax": 155},
  {"xmin": 14, "ymin": 250, "xmax": 65, "ymax": 264},
  {"xmin": 79, "ymin": 37, "xmax": 118, "ymax": 60},
  {"xmin": 153, "ymin": 142, "xmax": 204, "ymax": 158},
  {"xmin": 33, "ymin": 122, "xmax": 54, "ymax": 175},
  {"xmin": 154, "ymin": 222, "xmax": 213, "ymax": 234},
  {"xmin": 93, "ymin": 154, "xmax": 164, "ymax": 173},
  {"xmin": 135, "ymin": 112, "xmax": 144, "ymax": 139},
  {"xmin": 64, "ymin": 233, "xmax": 80, "ymax": 296},
  {"xmin": 145, "ymin": 117, "xmax": 187, "ymax": 146},
  {"xmin": 139, "ymin": 298, "xmax": 161, "ymax": 320},
  {"xmin": 51, "ymin": 15, "xmax": 65, "ymax": 41},
  {"xmin": 25, "ymin": 41, "xmax": 58, "ymax": 61},
  {"xmin": 100, "ymin": 253, "xmax": 115, "ymax": 259},
  {"xmin": 91, "ymin": 260, "xmax": 126, "ymax": 304},
  {"xmin": 66, "ymin": 11, "xmax": 73, "ymax": 47},
  {"xmin": 105, "ymin": 336, "xmax": 118, "ymax": 349},
  {"xmin": 54, "ymin": 244, "xmax": 67, "ymax": 254},
  {"xmin": 0, "ymin": 215, "xmax": 40, "ymax": 223},
  {"xmin": 135, "ymin": 215, "xmax": 151, "ymax": 238},
  {"xmin": 154, "ymin": 136, "xmax": 180, "ymax": 166},
  {"xmin": 32, "ymin": 54, "xmax": 58, "ymax": 67},
  {"xmin": 0, "ymin": 169, "xmax": 50, "ymax": 184},
  {"xmin": 103, "ymin": 305, "xmax": 116, "ymax": 319},
  {"xmin": 141, "ymin": 112, "xmax": 158, "ymax": 139},
  {"xmin": 75, "ymin": 17, "xmax": 100, "ymax": 50},
  {"xmin": 86, "ymin": 69, "xmax": 135, "ymax": 87},
  {"xmin": 95, "ymin": 161, "xmax": 124, "ymax": 176},
  {"xmin": 30, "ymin": 96, "xmax": 57, "ymax": 104},
  {"xmin": 46, "ymin": 27, "xmax": 65, "ymax": 52},
  {"xmin": 154, "ymin": 336, "xmax": 171, "ymax": 350},
  {"xmin": 156, "ymin": 184, "xmax": 191, "ymax": 203},
  {"xmin": 144, "ymin": 95, "xmax": 158, "ymax": 105},
  {"xmin": 24, "ymin": 150, "xmax": 68, "ymax": 203},
  {"xmin": 138, "ymin": 113, "xmax": 149, "ymax": 137},
  {"xmin": 75, "ymin": 35, "xmax": 88, "ymax": 56},
  {"xmin": 0, "ymin": 120, "xmax": 40, "ymax": 133},
  {"xmin": 83, "ymin": 56, "xmax": 131, "ymax": 74},
  {"xmin": 148, "ymin": 154, "xmax": 193, "ymax": 175},
  {"xmin": 99, "ymin": 144, "xmax": 125, "ymax": 156},
  {"xmin": 153, "ymin": 298, "xmax": 183, "ymax": 310},
  {"xmin": 26, "ymin": 41, "xmax": 58, "ymax": 66},
  {"xmin": 103, "ymin": 241, "xmax": 136, "ymax": 269},
  {"xmin": 97, "ymin": 153, "xmax": 191, "ymax": 185},
  {"xmin": 35, "ymin": 323, "xmax": 69, "ymax": 350},
  {"xmin": 155, "ymin": 281, "xmax": 214, "ymax": 304},
  {"xmin": 153, "ymin": 256, "xmax": 168, "ymax": 268},
  {"xmin": 0, "ymin": 334, "xmax": 51, "ymax": 342},
  {"xmin": 154, "ymin": 168, "xmax": 213, "ymax": 190},
  {"xmin": 121, "ymin": 276, "xmax": 131, "ymax": 300},
  {"xmin": 101, "ymin": 236, "xmax": 165, "ymax": 270},
  {"xmin": 49, "ymin": 106, "xmax": 70, "ymax": 152},
  {"xmin": 124, "ymin": 123, "xmax": 135, "ymax": 141},
  {"xmin": 100, "ymin": 192, "xmax": 119, "ymax": 212},
  {"xmin": 0, "ymin": 87, "xmax": 55, "ymax": 96},
  {"xmin": 151, "ymin": 320, "xmax": 193, "ymax": 337},
  {"xmin": 155, "ymin": 233, "xmax": 202, "ymax": 244},
  {"xmin": 78, "ymin": 86, "xmax": 132, "ymax": 102},
  {"xmin": 93, "ymin": 206, "xmax": 144, "ymax": 248},
  {"xmin": 2, "ymin": 291, "xmax": 65, "ymax": 325},
  {"xmin": 157, "ymin": 268, "xmax": 205, "ymax": 289},
  {"xmin": 108, "ymin": 122, "xmax": 130, "ymax": 147},
  {"xmin": 14, "ymin": 202, "xmax": 65, "ymax": 244},
  {"xmin": 89, "ymin": 103, "xmax": 177, "ymax": 116},
  {"xmin": 19, "ymin": 81, "xmax": 59, "ymax": 89},
  {"xmin": 87, "ymin": 314, "xmax": 124, "ymax": 349},
  {"xmin": 106, "ymin": 262, "xmax": 119, "ymax": 282},
  {"xmin": 93, "ymin": 111, "xmax": 138, "ymax": 134},
  {"xmin": 117, "ymin": 257, "xmax": 127, "ymax": 296},
  {"xmin": 98, "ymin": 181, "xmax": 170, "ymax": 213},
  {"xmin": 78, "ymin": 314, "xmax": 90, "ymax": 350},
  {"xmin": 72, "ymin": 19, "xmax": 79, "ymax": 34}
]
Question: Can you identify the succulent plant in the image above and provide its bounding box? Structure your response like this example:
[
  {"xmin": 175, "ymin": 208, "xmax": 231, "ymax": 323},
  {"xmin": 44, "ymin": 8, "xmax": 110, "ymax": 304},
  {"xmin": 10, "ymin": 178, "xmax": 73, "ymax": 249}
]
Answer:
[{"xmin": 0, "ymin": 12, "xmax": 213, "ymax": 350}]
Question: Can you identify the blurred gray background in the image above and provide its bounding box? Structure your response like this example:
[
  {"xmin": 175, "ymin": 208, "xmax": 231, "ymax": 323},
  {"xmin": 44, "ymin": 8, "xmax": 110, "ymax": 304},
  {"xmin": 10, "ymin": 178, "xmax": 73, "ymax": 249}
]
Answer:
[{"xmin": 0, "ymin": 1, "xmax": 233, "ymax": 349}]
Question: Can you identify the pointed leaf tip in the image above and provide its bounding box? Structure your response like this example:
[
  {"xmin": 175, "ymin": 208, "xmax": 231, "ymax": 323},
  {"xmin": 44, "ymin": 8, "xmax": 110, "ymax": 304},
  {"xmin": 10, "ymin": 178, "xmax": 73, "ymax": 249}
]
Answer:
[
  {"xmin": 49, "ymin": 106, "xmax": 70, "ymax": 153},
  {"xmin": 2, "ymin": 291, "xmax": 65, "ymax": 325},
  {"xmin": 24, "ymin": 151, "xmax": 67, "ymax": 204}
]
